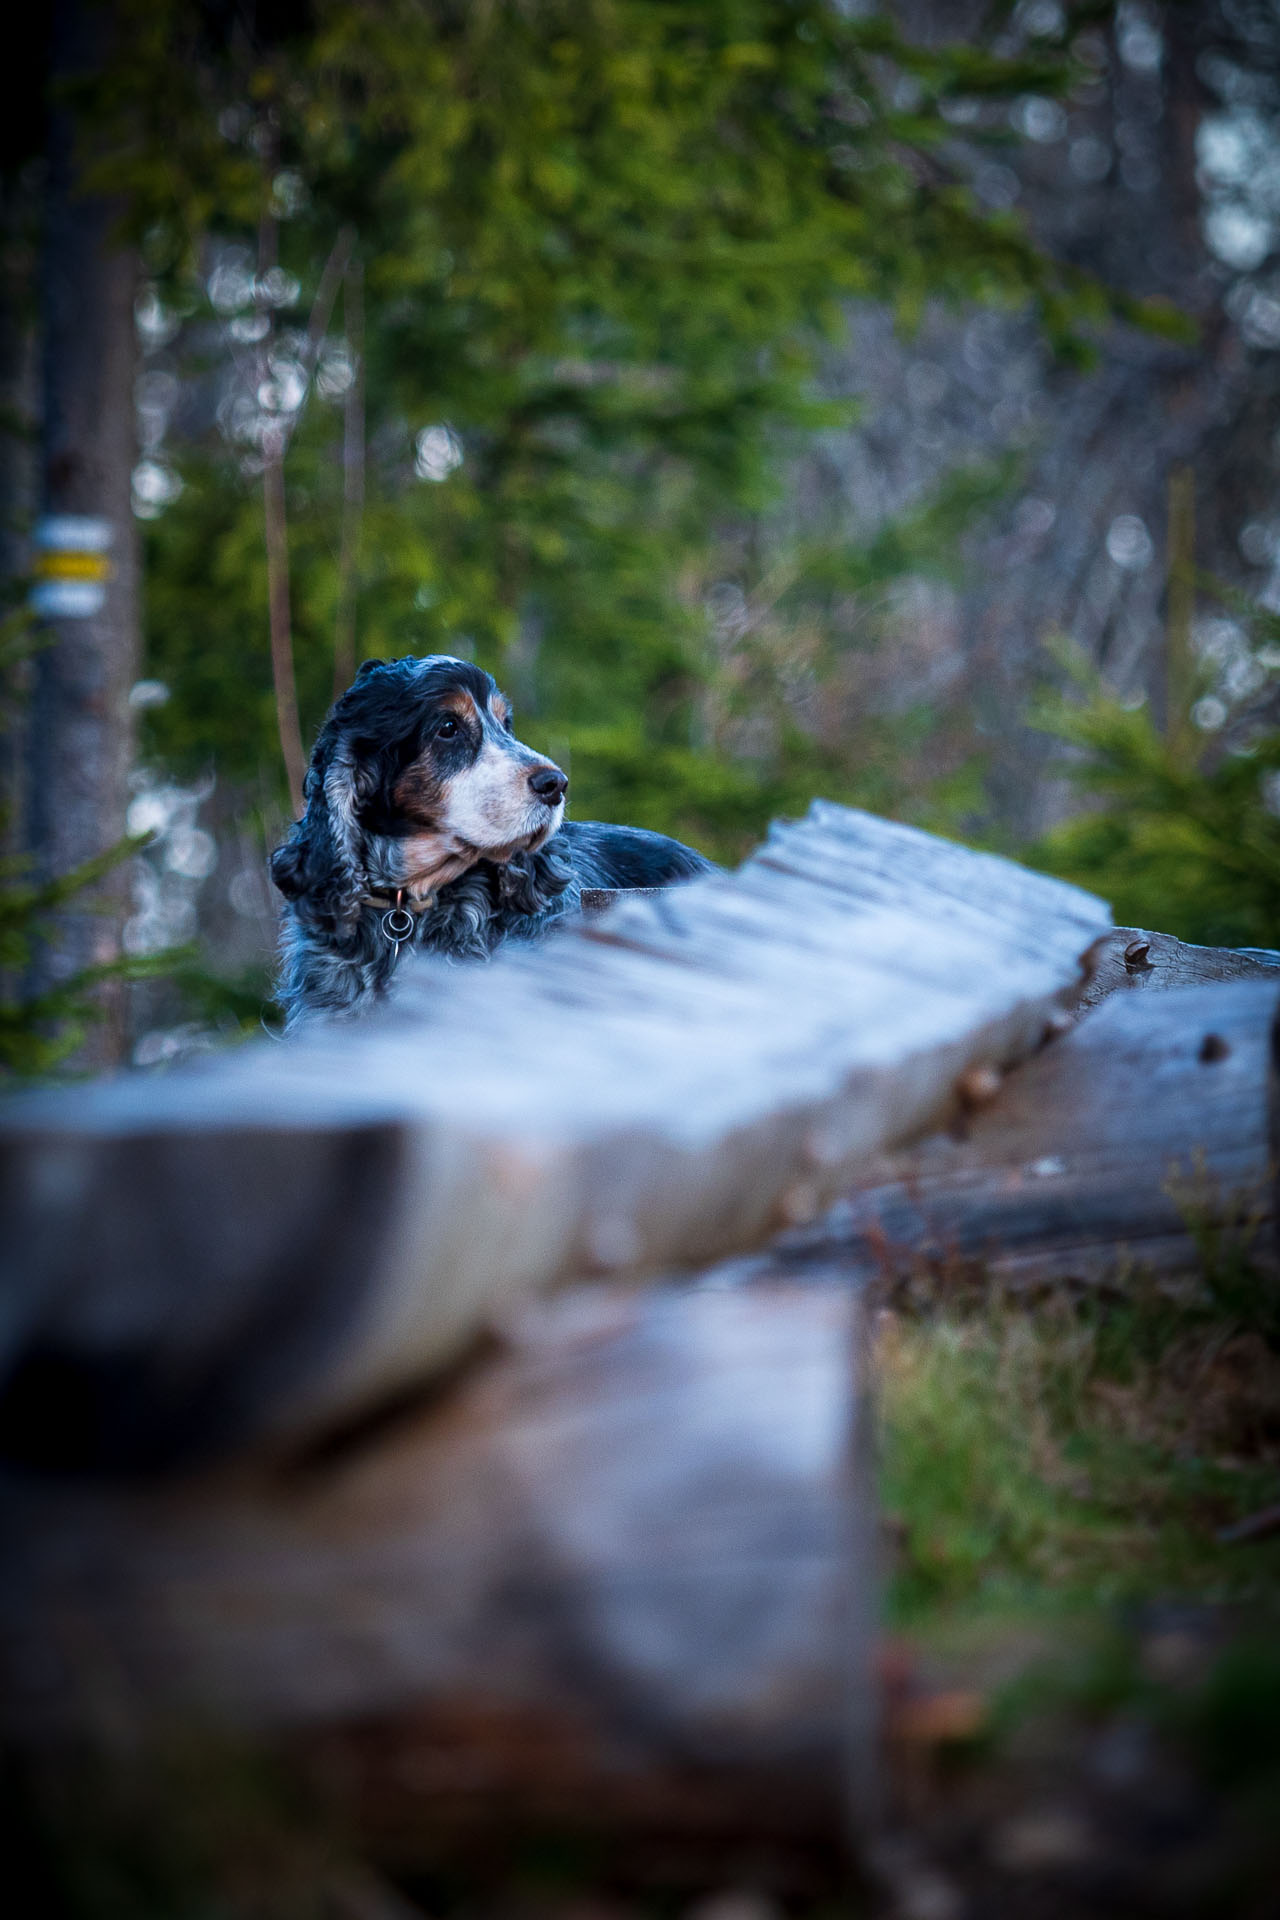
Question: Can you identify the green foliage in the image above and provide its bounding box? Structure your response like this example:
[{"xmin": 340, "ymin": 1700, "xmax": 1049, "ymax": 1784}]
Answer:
[
  {"xmin": 0, "ymin": 836, "xmax": 174, "ymax": 1076},
  {"xmin": 0, "ymin": 607, "xmax": 207, "ymax": 1075},
  {"xmin": 878, "ymin": 1271, "xmax": 1280, "ymax": 1627},
  {"xmin": 164, "ymin": 955, "xmax": 279, "ymax": 1037},
  {"xmin": 1168, "ymin": 1157, "xmax": 1280, "ymax": 1351},
  {"xmin": 143, "ymin": 443, "xmax": 1009, "ymax": 859},
  {"xmin": 87, "ymin": 1, "xmax": 1136, "ymax": 851},
  {"xmin": 1030, "ymin": 628, "xmax": 1280, "ymax": 950}
]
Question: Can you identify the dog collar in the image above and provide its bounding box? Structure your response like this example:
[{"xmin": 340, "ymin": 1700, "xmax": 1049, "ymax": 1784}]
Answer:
[
  {"xmin": 361, "ymin": 886, "xmax": 436, "ymax": 917},
  {"xmin": 361, "ymin": 886, "xmax": 436, "ymax": 956}
]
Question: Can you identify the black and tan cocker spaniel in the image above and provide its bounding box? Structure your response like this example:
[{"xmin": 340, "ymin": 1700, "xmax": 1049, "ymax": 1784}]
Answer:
[{"xmin": 269, "ymin": 654, "xmax": 712, "ymax": 1025}]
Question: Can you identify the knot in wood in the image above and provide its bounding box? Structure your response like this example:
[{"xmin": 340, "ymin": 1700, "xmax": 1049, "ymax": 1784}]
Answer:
[
  {"xmin": 1040, "ymin": 1008, "xmax": 1074, "ymax": 1047},
  {"xmin": 1123, "ymin": 936, "xmax": 1153, "ymax": 974},
  {"xmin": 955, "ymin": 1063, "xmax": 1002, "ymax": 1111}
]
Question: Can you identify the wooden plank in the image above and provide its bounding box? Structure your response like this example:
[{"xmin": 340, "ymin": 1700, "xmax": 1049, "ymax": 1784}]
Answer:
[
  {"xmin": 0, "ymin": 1281, "xmax": 878, "ymax": 1845},
  {"xmin": 0, "ymin": 804, "xmax": 1109, "ymax": 1462},
  {"xmin": 1075, "ymin": 925, "xmax": 1280, "ymax": 1011},
  {"xmin": 762, "ymin": 980, "xmax": 1278, "ymax": 1292}
]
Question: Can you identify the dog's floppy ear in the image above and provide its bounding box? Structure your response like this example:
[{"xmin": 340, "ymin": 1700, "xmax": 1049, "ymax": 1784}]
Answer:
[
  {"xmin": 269, "ymin": 803, "xmax": 354, "ymax": 933},
  {"xmin": 268, "ymin": 831, "xmax": 313, "ymax": 900},
  {"xmin": 269, "ymin": 743, "xmax": 368, "ymax": 933}
]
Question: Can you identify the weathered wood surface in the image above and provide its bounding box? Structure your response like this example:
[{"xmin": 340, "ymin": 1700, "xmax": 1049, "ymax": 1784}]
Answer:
[
  {"xmin": 580, "ymin": 885, "xmax": 667, "ymax": 913},
  {"xmin": 755, "ymin": 979, "xmax": 1278, "ymax": 1293},
  {"xmin": 0, "ymin": 803, "xmax": 1108, "ymax": 1462},
  {"xmin": 1074, "ymin": 924, "xmax": 1280, "ymax": 1011},
  {"xmin": 0, "ymin": 1281, "xmax": 878, "ymax": 1844}
]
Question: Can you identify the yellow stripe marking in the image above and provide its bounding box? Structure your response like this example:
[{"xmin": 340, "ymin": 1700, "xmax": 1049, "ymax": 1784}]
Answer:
[{"xmin": 35, "ymin": 553, "xmax": 113, "ymax": 583}]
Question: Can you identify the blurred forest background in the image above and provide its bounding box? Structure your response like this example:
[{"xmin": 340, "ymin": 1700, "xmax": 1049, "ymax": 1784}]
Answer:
[{"xmin": 7, "ymin": 0, "xmax": 1280, "ymax": 1070}]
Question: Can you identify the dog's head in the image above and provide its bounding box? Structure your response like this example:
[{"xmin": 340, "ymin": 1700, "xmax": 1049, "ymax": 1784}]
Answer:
[{"xmin": 270, "ymin": 655, "xmax": 568, "ymax": 926}]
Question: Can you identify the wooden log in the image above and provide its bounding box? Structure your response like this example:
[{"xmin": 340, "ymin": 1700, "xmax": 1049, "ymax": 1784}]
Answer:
[
  {"xmin": 1075, "ymin": 924, "xmax": 1280, "ymax": 1011},
  {"xmin": 0, "ymin": 804, "xmax": 1109, "ymax": 1463},
  {"xmin": 0, "ymin": 1281, "xmax": 878, "ymax": 1849},
  {"xmin": 765, "ymin": 980, "xmax": 1279, "ymax": 1292}
]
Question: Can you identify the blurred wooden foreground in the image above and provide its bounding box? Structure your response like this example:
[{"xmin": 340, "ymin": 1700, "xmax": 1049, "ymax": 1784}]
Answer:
[{"xmin": 1, "ymin": 803, "xmax": 1276, "ymax": 1858}]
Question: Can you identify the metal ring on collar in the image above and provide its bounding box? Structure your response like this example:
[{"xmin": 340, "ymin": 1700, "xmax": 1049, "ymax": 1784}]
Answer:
[{"xmin": 381, "ymin": 906, "xmax": 416, "ymax": 942}]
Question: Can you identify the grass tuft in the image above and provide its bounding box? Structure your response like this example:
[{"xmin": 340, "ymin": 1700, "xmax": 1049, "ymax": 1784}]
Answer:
[{"xmin": 876, "ymin": 1263, "xmax": 1280, "ymax": 1626}]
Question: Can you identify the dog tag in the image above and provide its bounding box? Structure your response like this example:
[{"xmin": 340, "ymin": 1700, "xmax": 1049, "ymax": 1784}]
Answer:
[{"xmin": 381, "ymin": 905, "xmax": 415, "ymax": 946}]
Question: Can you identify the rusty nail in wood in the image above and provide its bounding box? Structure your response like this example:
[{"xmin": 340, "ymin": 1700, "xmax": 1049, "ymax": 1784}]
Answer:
[
  {"xmin": 956, "ymin": 1064, "xmax": 1002, "ymax": 1110},
  {"xmin": 1199, "ymin": 1032, "xmax": 1230, "ymax": 1064},
  {"xmin": 1123, "ymin": 937, "xmax": 1153, "ymax": 973}
]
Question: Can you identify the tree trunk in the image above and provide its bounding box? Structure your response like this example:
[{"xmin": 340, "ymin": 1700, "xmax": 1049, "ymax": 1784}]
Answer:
[
  {"xmin": 25, "ymin": 0, "xmax": 139, "ymax": 1061},
  {"xmin": 0, "ymin": 177, "xmax": 39, "ymax": 867}
]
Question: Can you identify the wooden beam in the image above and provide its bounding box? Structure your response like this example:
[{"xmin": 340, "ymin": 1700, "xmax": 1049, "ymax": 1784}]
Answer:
[
  {"xmin": 1076, "ymin": 925, "xmax": 1280, "ymax": 1011},
  {"xmin": 0, "ymin": 1282, "xmax": 878, "ymax": 1848},
  {"xmin": 0, "ymin": 805, "xmax": 1109, "ymax": 1463},
  {"xmin": 764, "ymin": 979, "xmax": 1278, "ymax": 1293}
]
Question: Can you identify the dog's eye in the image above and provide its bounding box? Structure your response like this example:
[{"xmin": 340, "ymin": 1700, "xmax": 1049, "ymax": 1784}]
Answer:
[{"xmin": 436, "ymin": 717, "xmax": 459, "ymax": 740}]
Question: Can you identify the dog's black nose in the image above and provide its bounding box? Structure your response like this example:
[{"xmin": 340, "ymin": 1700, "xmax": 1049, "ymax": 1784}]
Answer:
[{"xmin": 529, "ymin": 764, "xmax": 568, "ymax": 805}]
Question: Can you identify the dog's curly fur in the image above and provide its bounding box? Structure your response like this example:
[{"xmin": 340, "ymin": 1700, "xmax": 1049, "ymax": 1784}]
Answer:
[{"xmin": 270, "ymin": 654, "xmax": 712, "ymax": 1026}]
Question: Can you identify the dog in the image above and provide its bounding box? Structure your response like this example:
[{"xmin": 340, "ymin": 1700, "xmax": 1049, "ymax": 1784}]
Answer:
[{"xmin": 269, "ymin": 654, "xmax": 713, "ymax": 1025}]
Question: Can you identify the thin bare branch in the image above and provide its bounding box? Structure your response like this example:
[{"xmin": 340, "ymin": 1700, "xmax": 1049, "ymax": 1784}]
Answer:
[
  {"xmin": 257, "ymin": 173, "xmax": 305, "ymax": 815},
  {"xmin": 263, "ymin": 438, "xmax": 304, "ymax": 815},
  {"xmin": 333, "ymin": 252, "xmax": 365, "ymax": 699},
  {"xmin": 1166, "ymin": 465, "xmax": 1196, "ymax": 765},
  {"xmin": 299, "ymin": 224, "xmax": 356, "ymax": 396}
]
